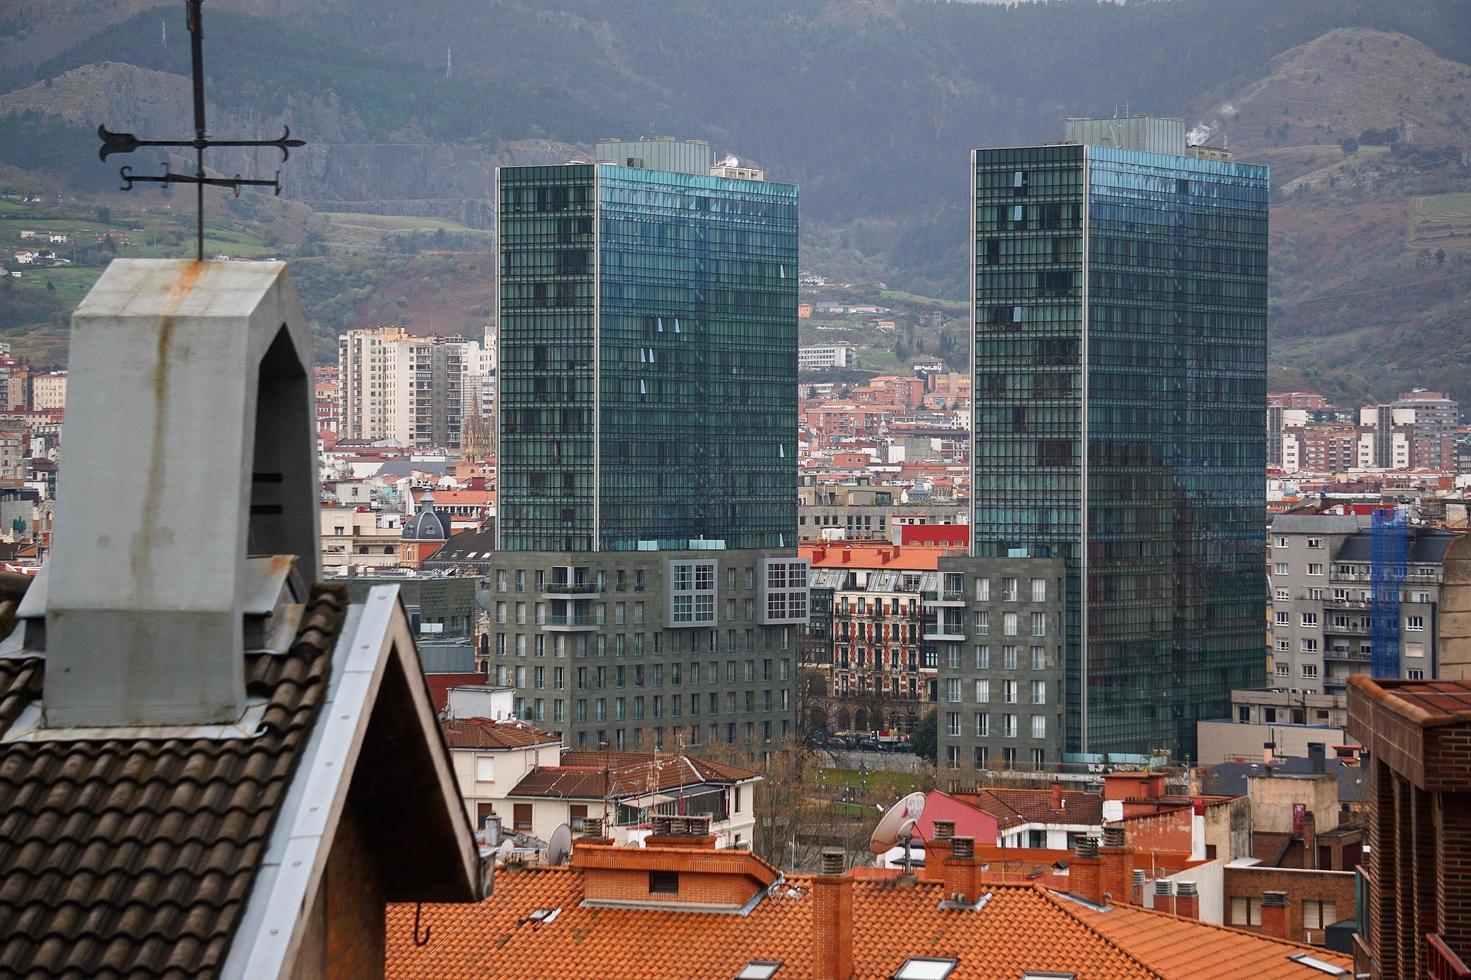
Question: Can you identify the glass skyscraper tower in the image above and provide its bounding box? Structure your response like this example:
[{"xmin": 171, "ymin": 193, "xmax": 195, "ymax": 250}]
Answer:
[
  {"xmin": 496, "ymin": 142, "xmax": 799, "ymax": 553},
  {"xmin": 970, "ymin": 116, "xmax": 1269, "ymax": 758}
]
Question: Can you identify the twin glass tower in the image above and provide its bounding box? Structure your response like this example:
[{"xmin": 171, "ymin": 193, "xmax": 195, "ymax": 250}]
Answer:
[
  {"xmin": 971, "ymin": 116, "xmax": 1269, "ymax": 758},
  {"xmin": 496, "ymin": 141, "xmax": 798, "ymax": 554}
]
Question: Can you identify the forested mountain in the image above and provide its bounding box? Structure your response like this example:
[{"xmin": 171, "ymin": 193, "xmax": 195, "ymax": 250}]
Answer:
[{"xmin": 3, "ymin": 0, "xmax": 1471, "ymax": 401}]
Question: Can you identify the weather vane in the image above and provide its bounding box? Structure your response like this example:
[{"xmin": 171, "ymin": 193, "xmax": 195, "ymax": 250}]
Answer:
[{"xmin": 96, "ymin": 0, "xmax": 304, "ymax": 261}]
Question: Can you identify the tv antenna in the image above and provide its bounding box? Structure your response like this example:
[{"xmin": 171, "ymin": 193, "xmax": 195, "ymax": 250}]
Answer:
[
  {"xmin": 546, "ymin": 823, "xmax": 573, "ymax": 866},
  {"xmin": 97, "ymin": 0, "xmax": 305, "ymax": 261},
  {"xmin": 869, "ymin": 791, "xmax": 927, "ymax": 876}
]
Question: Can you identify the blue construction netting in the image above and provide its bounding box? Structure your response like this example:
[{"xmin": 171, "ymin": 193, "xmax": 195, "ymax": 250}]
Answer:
[{"xmin": 1371, "ymin": 508, "xmax": 1408, "ymax": 679}]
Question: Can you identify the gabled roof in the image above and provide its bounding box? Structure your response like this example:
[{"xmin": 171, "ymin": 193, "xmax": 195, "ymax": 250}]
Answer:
[
  {"xmin": 387, "ymin": 870, "xmax": 1352, "ymax": 978},
  {"xmin": 955, "ymin": 786, "xmax": 1104, "ymax": 831},
  {"xmin": 440, "ymin": 717, "xmax": 560, "ymax": 750},
  {"xmin": 0, "ymin": 585, "xmax": 344, "ymax": 976},
  {"xmin": 506, "ymin": 754, "xmax": 760, "ymax": 801}
]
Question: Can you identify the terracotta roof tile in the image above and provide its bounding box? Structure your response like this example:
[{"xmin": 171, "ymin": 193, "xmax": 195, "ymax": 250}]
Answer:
[
  {"xmin": 387, "ymin": 863, "xmax": 1351, "ymax": 979},
  {"xmin": 440, "ymin": 717, "xmax": 560, "ymax": 750},
  {"xmin": 0, "ymin": 585, "xmax": 346, "ymax": 978},
  {"xmin": 507, "ymin": 753, "xmax": 760, "ymax": 801},
  {"xmin": 955, "ymin": 786, "xmax": 1104, "ymax": 830}
]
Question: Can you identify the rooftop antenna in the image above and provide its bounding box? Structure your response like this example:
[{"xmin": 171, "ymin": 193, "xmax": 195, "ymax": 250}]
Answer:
[
  {"xmin": 869, "ymin": 791, "xmax": 926, "ymax": 876},
  {"xmin": 546, "ymin": 823, "xmax": 573, "ymax": 866}
]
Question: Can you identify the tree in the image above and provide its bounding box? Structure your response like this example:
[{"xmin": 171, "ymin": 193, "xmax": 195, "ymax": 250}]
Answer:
[
  {"xmin": 911, "ymin": 708, "xmax": 937, "ymax": 764},
  {"xmin": 1436, "ymin": 248, "xmax": 1447, "ymax": 267},
  {"xmin": 1339, "ymin": 137, "xmax": 1359, "ymax": 156}
]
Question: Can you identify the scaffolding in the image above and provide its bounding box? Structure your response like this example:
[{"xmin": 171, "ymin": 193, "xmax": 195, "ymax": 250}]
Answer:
[{"xmin": 1371, "ymin": 508, "xmax": 1408, "ymax": 679}]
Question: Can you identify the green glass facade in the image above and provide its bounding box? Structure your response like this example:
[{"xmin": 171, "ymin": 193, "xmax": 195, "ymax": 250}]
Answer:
[
  {"xmin": 498, "ymin": 164, "xmax": 798, "ymax": 552},
  {"xmin": 971, "ymin": 142, "xmax": 1268, "ymax": 758}
]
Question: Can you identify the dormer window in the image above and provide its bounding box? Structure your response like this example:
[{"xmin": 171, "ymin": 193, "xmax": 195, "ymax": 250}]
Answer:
[
  {"xmin": 736, "ymin": 962, "xmax": 782, "ymax": 979},
  {"xmin": 893, "ymin": 958, "xmax": 957, "ymax": 980}
]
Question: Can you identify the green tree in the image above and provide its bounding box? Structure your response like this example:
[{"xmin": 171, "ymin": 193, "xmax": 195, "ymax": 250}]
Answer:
[
  {"xmin": 1339, "ymin": 137, "xmax": 1359, "ymax": 155},
  {"xmin": 1436, "ymin": 248, "xmax": 1447, "ymax": 267},
  {"xmin": 911, "ymin": 708, "xmax": 937, "ymax": 764}
]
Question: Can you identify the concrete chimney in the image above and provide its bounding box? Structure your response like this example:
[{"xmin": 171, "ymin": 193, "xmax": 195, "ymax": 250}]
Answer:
[
  {"xmin": 45, "ymin": 260, "xmax": 318, "ymax": 727},
  {"xmin": 1261, "ymin": 890, "xmax": 1290, "ymax": 939},
  {"xmin": 1154, "ymin": 878, "xmax": 1175, "ymax": 915},
  {"xmin": 1175, "ymin": 880, "xmax": 1200, "ymax": 920},
  {"xmin": 1099, "ymin": 825, "xmax": 1130, "ymax": 904},
  {"xmin": 1071, "ymin": 837, "xmax": 1101, "ymax": 904},
  {"xmin": 813, "ymin": 849, "xmax": 853, "ymax": 980}
]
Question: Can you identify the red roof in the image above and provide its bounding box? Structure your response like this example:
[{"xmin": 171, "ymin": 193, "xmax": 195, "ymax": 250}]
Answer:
[
  {"xmin": 422, "ymin": 672, "xmax": 488, "ymax": 711},
  {"xmin": 439, "ymin": 717, "xmax": 560, "ymax": 750}
]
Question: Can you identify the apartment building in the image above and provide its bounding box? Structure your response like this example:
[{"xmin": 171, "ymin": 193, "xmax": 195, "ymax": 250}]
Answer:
[
  {"xmin": 798, "ymin": 344, "xmax": 856, "ymax": 370},
  {"xmin": 337, "ymin": 326, "xmax": 484, "ymax": 449},
  {"xmin": 1268, "ymin": 512, "xmax": 1460, "ymax": 695},
  {"xmin": 479, "ymin": 549, "xmax": 808, "ymax": 751},
  {"xmin": 798, "ymin": 484, "xmax": 966, "ymax": 543},
  {"xmin": 928, "ymin": 556, "xmax": 1068, "ymax": 771}
]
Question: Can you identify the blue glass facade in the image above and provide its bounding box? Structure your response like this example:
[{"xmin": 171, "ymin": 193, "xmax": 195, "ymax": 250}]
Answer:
[
  {"xmin": 498, "ymin": 164, "xmax": 798, "ymax": 553},
  {"xmin": 971, "ymin": 142, "xmax": 1268, "ymax": 757}
]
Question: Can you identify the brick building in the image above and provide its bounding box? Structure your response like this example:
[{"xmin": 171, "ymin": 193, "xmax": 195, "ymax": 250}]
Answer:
[{"xmin": 1347, "ymin": 675, "xmax": 1471, "ymax": 979}]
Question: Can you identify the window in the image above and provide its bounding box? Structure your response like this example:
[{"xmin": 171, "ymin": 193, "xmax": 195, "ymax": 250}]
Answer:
[
  {"xmin": 1002, "ymin": 714, "xmax": 1017, "ymax": 738},
  {"xmin": 1275, "ymin": 664, "xmax": 1290, "ymax": 677},
  {"xmin": 1031, "ymin": 578, "xmax": 1046, "ymax": 602},
  {"xmin": 1415, "ymin": 592, "xmax": 1430, "ymax": 604},
  {"xmin": 1230, "ymin": 896, "xmax": 1261, "ymax": 926},
  {"xmin": 946, "ymin": 678, "xmax": 961, "ymax": 703},
  {"xmin": 1031, "ymin": 715, "xmax": 1046, "ymax": 738},
  {"xmin": 1307, "ymin": 538, "xmax": 1322, "ymax": 549},
  {"xmin": 974, "ymin": 645, "xmax": 989, "ymax": 669},
  {"xmin": 1307, "ymin": 563, "xmax": 1324, "ymax": 576},
  {"xmin": 1002, "ymin": 578, "xmax": 1018, "ymax": 601},
  {"xmin": 1002, "ymin": 646, "xmax": 1018, "ymax": 670},
  {"xmin": 1031, "ymin": 680, "xmax": 1046, "ymax": 704},
  {"xmin": 475, "ymin": 757, "xmax": 494, "ymax": 782},
  {"xmin": 1301, "ymin": 639, "xmax": 1318, "ymax": 653},
  {"xmin": 946, "ymin": 712, "xmax": 961, "ymax": 737},
  {"xmin": 1301, "ymin": 664, "xmax": 1318, "ymax": 678},
  {"xmin": 1030, "ymin": 612, "xmax": 1047, "ymax": 636},
  {"xmin": 1301, "ymin": 613, "xmax": 1317, "ymax": 628},
  {"xmin": 1002, "ymin": 680, "xmax": 1017, "ymax": 704},
  {"xmin": 1275, "ymin": 639, "xmax": 1290, "ymax": 652},
  {"xmin": 975, "ymin": 578, "xmax": 990, "ymax": 601},
  {"xmin": 1031, "ymin": 646, "xmax": 1045, "ymax": 670},
  {"xmin": 974, "ymin": 612, "xmax": 989, "ymax": 636},
  {"xmin": 736, "ymin": 962, "xmax": 783, "ymax": 980},
  {"xmin": 1275, "ymin": 536, "xmax": 1288, "ymax": 548},
  {"xmin": 649, "ymin": 871, "xmax": 679, "ymax": 895},
  {"xmin": 1274, "ymin": 611, "xmax": 1290, "ymax": 626},
  {"xmin": 1406, "ymin": 615, "xmax": 1425, "ymax": 631},
  {"xmin": 975, "ymin": 712, "xmax": 989, "ymax": 736},
  {"xmin": 513, "ymin": 803, "xmax": 533, "ymax": 832},
  {"xmin": 974, "ymin": 679, "xmax": 990, "ymax": 703},
  {"xmin": 1408, "ymin": 668, "xmax": 1426, "ymax": 680},
  {"xmin": 1302, "ymin": 900, "xmax": 1337, "ymax": 930},
  {"xmin": 893, "ymin": 958, "xmax": 957, "ymax": 980},
  {"xmin": 1273, "ymin": 562, "xmax": 1289, "ymax": 576},
  {"xmin": 1275, "ymin": 589, "xmax": 1290, "ymax": 601}
]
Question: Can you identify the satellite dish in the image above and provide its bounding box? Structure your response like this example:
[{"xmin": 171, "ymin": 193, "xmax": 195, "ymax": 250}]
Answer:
[
  {"xmin": 547, "ymin": 823, "xmax": 573, "ymax": 866},
  {"xmin": 869, "ymin": 791, "xmax": 927, "ymax": 857}
]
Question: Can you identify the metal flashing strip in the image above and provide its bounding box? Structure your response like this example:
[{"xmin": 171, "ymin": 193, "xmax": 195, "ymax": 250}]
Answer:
[
  {"xmin": 1078, "ymin": 147, "xmax": 1091, "ymax": 756},
  {"xmin": 3, "ymin": 698, "xmax": 270, "ymax": 743},
  {"xmin": 592, "ymin": 163, "xmax": 602, "ymax": 551}
]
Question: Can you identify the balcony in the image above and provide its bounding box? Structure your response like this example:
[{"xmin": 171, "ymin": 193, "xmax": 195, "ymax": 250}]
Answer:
[
  {"xmin": 544, "ymin": 581, "xmax": 602, "ymax": 597},
  {"xmin": 923, "ymin": 618, "xmax": 966, "ymax": 641},
  {"xmin": 1429, "ymin": 934, "xmax": 1471, "ymax": 980},
  {"xmin": 921, "ymin": 589, "xmax": 967, "ymax": 606},
  {"xmin": 544, "ymin": 613, "xmax": 601, "ymax": 631},
  {"xmin": 1324, "ymin": 621, "xmax": 1370, "ymax": 636}
]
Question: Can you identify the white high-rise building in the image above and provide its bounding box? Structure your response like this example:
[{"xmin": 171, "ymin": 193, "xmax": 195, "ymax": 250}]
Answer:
[{"xmin": 338, "ymin": 327, "xmax": 489, "ymax": 450}]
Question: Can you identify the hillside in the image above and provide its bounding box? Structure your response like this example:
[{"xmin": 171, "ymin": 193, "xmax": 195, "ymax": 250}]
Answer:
[{"xmin": 3, "ymin": 2, "xmax": 1471, "ymax": 403}]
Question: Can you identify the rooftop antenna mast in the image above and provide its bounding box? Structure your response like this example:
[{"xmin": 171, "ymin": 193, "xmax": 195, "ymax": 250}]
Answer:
[{"xmin": 97, "ymin": 0, "xmax": 305, "ymax": 261}]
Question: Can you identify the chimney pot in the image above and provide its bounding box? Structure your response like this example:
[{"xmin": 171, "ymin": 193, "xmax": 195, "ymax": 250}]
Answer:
[
  {"xmin": 582, "ymin": 817, "xmax": 605, "ymax": 839},
  {"xmin": 1176, "ymin": 881, "xmax": 1198, "ymax": 897},
  {"xmin": 1175, "ymin": 880, "xmax": 1200, "ymax": 919},
  {"xmin": 1131, "ymin": 870, "xmax": 1147, "ymax": 886},
  {"xmin": 1154, "ymin": 880, "xmax": 1174, "ymax": 897},
  {"xmin": 820, "ymin": 848, "xmax": 846, "ymax": 876}
]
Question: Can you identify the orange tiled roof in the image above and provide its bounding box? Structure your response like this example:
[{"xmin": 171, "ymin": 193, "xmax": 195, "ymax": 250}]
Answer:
[
  {"xmin": 439, "ymin": 716, "xmax": 561, "ymax": 750},
  {"xmin": 955, "ymin": 787, "xmax": 1104, "ymax": 831},
  {"xmin": 387, "ymin": 866, "xmax": 1352, "ymax": 979}
]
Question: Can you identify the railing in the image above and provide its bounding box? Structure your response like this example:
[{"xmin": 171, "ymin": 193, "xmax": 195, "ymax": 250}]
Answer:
[
  {"xmin": 545, "ymin": 581, "xmax": 601, "ymax": 594},
  {"xmin": 921, "ymin": 589, "xmax": 967, "ymax": 603},
  {"xmin": 1429, "ymin": 934, "xmax": 1471, "ymax": 980},
  {"xmin": 545, "ymin": 613, "xmax": 600, "ymax": 627}
]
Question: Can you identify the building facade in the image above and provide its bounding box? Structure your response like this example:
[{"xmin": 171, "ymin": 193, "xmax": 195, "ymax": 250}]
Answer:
[
  {"xmin": 1268, "ymin": 512, "xmax": 1459, "ymax": 695},
  {"xmin": 970, "ymin": 116, "xmax": 1269, "ymax": 758},
  {"xmin": 495, "ymin": 152, "xmax": 798, "ymax": 553},
  {"xmin": 479, "ymin": 549, "xmax": 808, "ymax": 751},
  {"xmin": 929, "ymin": 556, "xmax": 1068, "ymax": 770},
  {"xmin": 337, "ymin": 326, "xmax": 480, "ymax": 450}
]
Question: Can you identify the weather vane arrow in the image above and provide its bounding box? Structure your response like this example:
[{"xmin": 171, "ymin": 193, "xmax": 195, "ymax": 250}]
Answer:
[{"xmin": 96, "ymin": 0, "xmax": 307, "ymax": 261}]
